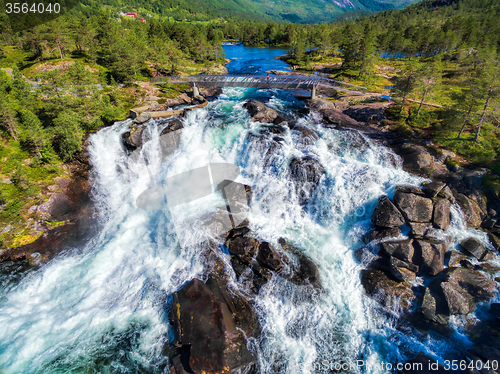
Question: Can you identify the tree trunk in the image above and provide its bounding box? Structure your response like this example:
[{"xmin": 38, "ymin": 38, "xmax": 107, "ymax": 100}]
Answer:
[
  {"xmin": 417, "ymin": 87, "xmax": 428, "ymax": 117},
  {"xmin": 56, "ymin": 36, "xmax": 64, "ymax": 59},
  {"xmin": 457, "ymin": 118, "xmax": 468, "ymax": 139},
  {"xmin": 400, "ymin": 86, "xmax": 409, "ymax": 114},
  {"xmin": 474, "ymin": 96, "xmax": 491, "ymax": 142}
]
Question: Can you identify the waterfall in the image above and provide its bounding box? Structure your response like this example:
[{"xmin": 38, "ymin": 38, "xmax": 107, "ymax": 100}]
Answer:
[{"xmin": 0, "ymin": 89, "xmax": 495, "ymax": 373}]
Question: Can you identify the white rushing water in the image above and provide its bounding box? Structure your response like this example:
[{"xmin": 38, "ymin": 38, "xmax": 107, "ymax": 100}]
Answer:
[{"xmin": 0, "ymin": 88, "xmax": 495, "ymax": 373}]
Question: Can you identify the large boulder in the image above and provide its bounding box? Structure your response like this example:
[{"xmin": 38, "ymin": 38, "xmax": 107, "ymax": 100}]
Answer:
[
  {"xmin": 226, "ymin": 236, "xmax": 260, "ymax": 276},
  {"xmin": 288, "ymin": 156, "xmax": 325, "ymax": 206},
  {"xmin": 379, "ymin": 239, "xmax": 414, "ymax": 263},
  {"xmin": 256, "ymin": 241, "xmax": 284, "ymax": 272},
  {"xmin": 394, "ymin": 191, "xmax": 433, "ymax": 223},
  {"xmin": 394, "ymin": 144, "xmax": 435, "ymax": 177},
  {"xmin": 308, "ymin": 98, "xmax": 340, "ymax": 111},
  {"xmin": 122, "ymin": 124, "xmax": 148, "ymax": 151},
  {"xmin": 367, "ymin": 227, "xmax": 401, "ymax": 242},
  {"xmin": 244, "ymin": 100, "xmax": 281, "ymax": 123},
  {"xmin": 413, "ymin": 240, "xmax": 446, "ymax": 276},
  {"xmin": 159, "ymin": 119, "xmax": 183, "ymax": 160},
  {"xmin": 168, "ymin": 275, "xmax": 259, "ymax": 374},
  {"xmin": 320, "ymin": 109, "xmax": 360, "ymax": 128},
  {"xmin": 278, "ymin": 238, "xmax": 321, "ymax": 289},
  {"xmin": 432, "ymin": 198, "xmax": 451, "ymax": 230},
  {"xmin": 459, "ymin": 237, "xmax": 489, "ymax": 261},
  {"xmin": 342, "ymin": 103, "xmax": 387, "ymax": 123},
  {"xmin": 440, "ymin": 281, "xmax": 476, "ymax": 315},
  {"xmin": 132, "ymin": 111, "xmax": 151, "ymax": 125},
  {"xmin": 454, "ymin": 193, "xmax": 485, "ymax": 228},
  {"xmin": 422, "ymin": 287, "xmax": 449, "ymax": 325},
  {"xmin": 37, "ymin": 193, "xmax": 73, "ymax": 221},
  {"xmin": 361, "ymin": 269, "xmax": 415, "ymax": 310},
  {"xmin": 371, "ymin": 196, "xmax": 405, "ymax": 228},
  {"xmin": 442, "ymin": 267, "xmax": 496, "ymax": 303},
  {"xmin": 289, "ymin": 123, "xmax": 319, "ymax": 146},
  {"xmin": 388, "ymin": 256, "xmax": 418, "ymax": 282}
]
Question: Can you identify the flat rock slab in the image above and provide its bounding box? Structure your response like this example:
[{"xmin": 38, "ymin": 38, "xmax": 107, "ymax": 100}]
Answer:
[{"xmin": 394, "ymin": 191, "xmax": 433, "ymax": 223}]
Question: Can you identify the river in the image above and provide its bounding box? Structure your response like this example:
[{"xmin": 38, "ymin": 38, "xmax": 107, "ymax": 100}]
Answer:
[{"xmin": 0, "ymin": 44, "xmax": 492, "ymax": 373}]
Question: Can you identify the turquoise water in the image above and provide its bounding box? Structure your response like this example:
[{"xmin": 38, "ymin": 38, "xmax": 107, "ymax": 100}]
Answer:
[{"xmin": 0, "ymin": 44, "xmax": 494, "ymax": 373}]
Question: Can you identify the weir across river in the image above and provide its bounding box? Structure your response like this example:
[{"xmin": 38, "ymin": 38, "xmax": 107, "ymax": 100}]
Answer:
[{"xmin": 151, "ymin": 75, "xmax": 367, "ymax": 98}]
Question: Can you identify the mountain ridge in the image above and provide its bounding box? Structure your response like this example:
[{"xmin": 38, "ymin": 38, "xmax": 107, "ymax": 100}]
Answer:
[{"xmin": 78, "ymin": 0, "xmax": 421, "ymax": 23}]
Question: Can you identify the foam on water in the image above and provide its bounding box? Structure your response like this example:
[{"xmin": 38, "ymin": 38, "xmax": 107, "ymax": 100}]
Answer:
[{"xmin": 0, "ymin": 89, "xmax": 497, "ymax": 373}]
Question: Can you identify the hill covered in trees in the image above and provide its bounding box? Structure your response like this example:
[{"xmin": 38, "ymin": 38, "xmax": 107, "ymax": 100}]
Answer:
[{"xmin": 77, "ymin": 0, "xmax": 419, "ymax": 23}]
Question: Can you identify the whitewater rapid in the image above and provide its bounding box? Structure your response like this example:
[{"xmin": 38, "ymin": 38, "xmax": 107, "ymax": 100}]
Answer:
[{"xmin": 0, "ymin": 88, "xmax": 495, "ymax": 373}]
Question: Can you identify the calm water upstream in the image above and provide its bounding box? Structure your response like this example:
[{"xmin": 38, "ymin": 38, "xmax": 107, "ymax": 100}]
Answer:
[{"xmin": 0, "ymin": 44, "xmax": 493, "ymax": 373}]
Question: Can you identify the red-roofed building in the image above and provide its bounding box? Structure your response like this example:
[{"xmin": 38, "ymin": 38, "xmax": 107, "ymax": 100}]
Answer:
[
  {"xmin": 138, "ymin": 18, "xmax": 146, "ymax": 22},
  {"xmin": 125, "ymin": 12, "xmax": 138, "ymax": 18}
]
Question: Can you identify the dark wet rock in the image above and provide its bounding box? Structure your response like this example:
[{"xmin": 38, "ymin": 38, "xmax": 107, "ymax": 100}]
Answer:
[
  {"xmin": 422, "ymin": 287, "xmax": 450, "ymax": 325},
  {"xmin": 488, "ymin": 232, "xmax": 500, "ymax": 251},
  {"xmin": 454, "ymin": 193, "xmax": 486, "ymax": 228},
  {"xmin": 200, "ymin": 87, "xmax": 223, "ymax": 99},
  {"xmin": 289, "ymin": 123, "xmax": 318, "ymax": 146},
  {"xmin": 342, "ymin": 103, "xmax": 386, "ymax": 123},
  {"xmin": 244, "ymin": 100, "xmax": 281, "ymax": 123},
  {"xmin": 437, "ymin": 185, "xmax": 455, "ymax": 203},
  {"xmin": 158, "ymin": 119, "xmax": 183, "ymax": 159},
  {"xmin": 474, "ymin": 262, "xmax": 500, "ymax": 274},
  {"xmin": 395, "ymin": 144, "xmax": 434, "ymax": 177},
  {"xmin": 160, "ymin": 118, "xmax": 183, "ymax": 135},
  {"xmin": 37, "ymin": 193, "xmax": 73, "ymax": 221},
  {"xmin": 278, "ymin": 238, "xmax": 321, "ymax": 289},
  {"xmin": 168, "ymin": 275, "xmax": 259, "ymax": 374},
  {"xmin": 389, "ymin": 256, "xmax": 418, "ymax": 282},
  {"xmin": 217, "ymin": 180, "xmax": 252, "ymax": 216},
  {"xmin": 413, "ymin": 240, "xmax": 445, "ymax": 276},
  {"xmin": 354, "ymin": 246, "xmax": 379, "ymax": 264},
  {"xmin": 422, "ymin": 267, "xmax": 495, "ymax": 323},
  {"xmin": 395, "ymin": 185, "xmax": 425, "ymax": 195},
  {"xmin": 421, "ymin": 181, "xmax": 446, "ymax": 198},
  {"xmin": 460, "ymin": 259, "xmax": 475, "ymax": 270},
  {"xmin": 408, "ymin": 222, "xmax": 431, "ymax": 239},
  {"xmin": 288, "ymin": 156, "xmax": 325, "ymax": 206},
  {"xmin": 320, "ymin": 109, "xmax": 360, "ymax": 128},
  {"xmin": 442, "ymin": 267, "xmax": 496, "ymax": 303},
  {"xmin": 394, "ymin": 191, "xmax": 434, "ymax": 223},
  {"xmin": 226, "ymin": 237, "xmax": 259, "ymax": 274},
  {"xmin": 371, "ymin": 196, "xmax": 405, "ymax": 228},
  {"xmin": 460, "ymin": 237, "xmax": 488, "ymax": 261},
  {"xmin": 440, "ymin": 281, "xmax": 476, "ymax": 315},
  {"xmin": 257, "ymin": 242, "xmax": 284, "ymax": 272},
  {"xmin": 132, "ymin": 111, "xmax": 151, "ymax": 125},
  {"xmin": 122, "ymin": 124, "xmax": 147, "ymax": 151},
  {"xmin": 380, "ymin": 240, "xmax": 414, "ymax": 263},
  {"xmin": 423, "ymin": 228, "xmax": 446, "ymax": 243},
  {"xmin": 447, "ymin": 250, "xmax": 467, "ymax": 267},
  {"xmin": 361, "ymin": 269, "xmax": 415, "ymax": 310},
  {"xmin": 226, "ymin": 225, "xmax": 251, "ymax": 241},
  {"xmin": 482, "ymin": 216, "xmax": 497, "ymax": 229},
  {"xmin": 432, "ymin": 198, "xmax": 451, "ymax": 230},
  {"xmin": 367, "ymin": 227, "xmax": 401, "ymax": 242}
]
